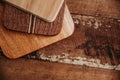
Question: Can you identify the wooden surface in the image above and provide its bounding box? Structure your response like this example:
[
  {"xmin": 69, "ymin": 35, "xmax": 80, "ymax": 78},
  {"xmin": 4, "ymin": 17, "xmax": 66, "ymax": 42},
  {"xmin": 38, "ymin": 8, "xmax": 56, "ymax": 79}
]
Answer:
[
  {"xmin": 35, "ymin": 14, "xmax": 120, "ymax": 70},
  {"xmin": 66, "ymin": 0, "xmax": 120, "ymax": 19},
  {"xmin": 5, "ymin": 0, "xmax": 64, "ymax": 22},
  {"xmin": 0, "ymin": 0, "xmax": 120, "ymax": 80},
  {"xmin": 0, "ymin": 3, "xmax": 74, "ymax": 59},
  {"xmin": 0, "ymin": 56, "xmax": 120, "ymax": 80},
  {"xmin": 3, "ymin": 3, "xmax": 65, "ymax": 35}
]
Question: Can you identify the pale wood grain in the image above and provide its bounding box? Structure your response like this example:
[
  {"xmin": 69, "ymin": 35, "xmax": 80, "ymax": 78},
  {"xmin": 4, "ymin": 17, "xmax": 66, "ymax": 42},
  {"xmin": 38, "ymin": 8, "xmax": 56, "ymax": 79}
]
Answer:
[
  {"xmin": 0, "ymin": 5, "xmax": 74, "ymax": 59},
  {"xmin": 5, "ymin": 0, "xmax": 64, "ymax": 22}
]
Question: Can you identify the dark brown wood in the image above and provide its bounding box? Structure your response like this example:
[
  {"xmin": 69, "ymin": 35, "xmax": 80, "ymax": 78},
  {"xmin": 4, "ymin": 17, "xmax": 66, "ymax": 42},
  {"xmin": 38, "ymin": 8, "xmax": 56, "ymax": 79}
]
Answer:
[
  {"xmin": 34, "ymin": 14, "xmax": 120, "ymax": 69},
  {"xmin": 35, "ymin": 3, "xmax": 65, "ymax": 35},
  {"xmin": 0, "ymin": 56, "xmax": 120, "ymax": 80},
  {"xmin": 3, "ymin": 3, "xmax": 65, "ymax": 35},
  {"xmin": 66, "ymin": 0, "xmax": 120, "ymax": 19},
  {"xmin": 3, "ymin": 4, "xmax": 30, "ymax": 33},
  {"xmin": 0, "ymin": 0, "xmax": 120, "ymax": 79}
]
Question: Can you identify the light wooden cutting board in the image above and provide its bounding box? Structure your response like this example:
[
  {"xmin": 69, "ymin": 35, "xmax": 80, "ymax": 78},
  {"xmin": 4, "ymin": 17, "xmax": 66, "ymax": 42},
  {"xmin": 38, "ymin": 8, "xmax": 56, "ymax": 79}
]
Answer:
[
  {"xmin": 5, "ymin": 0, "xmax": 64, "ymax": 22},
  {"xmin": 0, "ymin": 5, "xmax": 74, "ymax": 59}
]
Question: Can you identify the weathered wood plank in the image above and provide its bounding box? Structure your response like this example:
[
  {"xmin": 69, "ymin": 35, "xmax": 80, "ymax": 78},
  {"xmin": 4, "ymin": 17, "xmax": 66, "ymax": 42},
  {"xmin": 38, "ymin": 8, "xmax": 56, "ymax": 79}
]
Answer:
[
  {"xmin": 0, "ymin": 0, "xmax": 120, "ymax": 79},
  {"xmin": 66, "ymin": 0, "xmax": 120, "ymax": 19},
  {"xmin": 0, "ymin": 57, "xmax": 120, "ymax": 80},
  {"xmin": 34, "ymin": 14, "xmax": 120, "ymax": 70}
]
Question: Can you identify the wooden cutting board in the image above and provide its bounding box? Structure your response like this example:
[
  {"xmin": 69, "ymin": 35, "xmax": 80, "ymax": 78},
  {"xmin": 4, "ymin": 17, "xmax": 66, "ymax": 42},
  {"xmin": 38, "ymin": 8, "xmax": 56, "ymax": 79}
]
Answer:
[
  {"xmin": 5, "ymin": 0, "xmax": 64, "ymax": 22},
  {"xmin": 0, "ymin": 5, "xmax": 74, "ymax": 59},
  {"xmin": 3, "ymin": 3, "xmax": 65, "ymax": 35}
]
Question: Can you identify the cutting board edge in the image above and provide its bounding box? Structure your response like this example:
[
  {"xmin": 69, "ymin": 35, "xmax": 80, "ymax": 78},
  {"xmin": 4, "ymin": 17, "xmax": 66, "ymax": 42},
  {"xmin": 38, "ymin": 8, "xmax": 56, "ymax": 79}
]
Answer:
[
  {"xmin": 1, "ymin": 27, "xmax": 74, "ymax": 59},
  {"xmin": 0, "ymin": 5, "xmax": 74, "ymax": 59},
  {"xmin": 4, "ymin": 0, "xmax": 65, "ymax": 22}
]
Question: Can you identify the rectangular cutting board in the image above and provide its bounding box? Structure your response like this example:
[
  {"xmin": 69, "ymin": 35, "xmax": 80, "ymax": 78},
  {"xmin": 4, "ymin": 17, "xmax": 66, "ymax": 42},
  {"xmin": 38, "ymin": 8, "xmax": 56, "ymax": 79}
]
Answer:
[
  {"xmin": 0, "ymin": 4, "xmax": 74, "ymax": 59},
  {"xmin": 5, "ymin": 0, "xmax": 64, "ymax": 22}
]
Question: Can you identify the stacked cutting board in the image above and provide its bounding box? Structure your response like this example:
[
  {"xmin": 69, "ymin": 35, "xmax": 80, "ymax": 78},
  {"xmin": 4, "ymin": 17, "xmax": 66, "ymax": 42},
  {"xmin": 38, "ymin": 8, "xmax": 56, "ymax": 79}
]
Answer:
[
  {"xmin": 0, "ymin": 0, "xmax": 74, "ymax": 59},
  {"xmin": 0, "ymin": 0, "xmax": 120, "ymax": 80}
]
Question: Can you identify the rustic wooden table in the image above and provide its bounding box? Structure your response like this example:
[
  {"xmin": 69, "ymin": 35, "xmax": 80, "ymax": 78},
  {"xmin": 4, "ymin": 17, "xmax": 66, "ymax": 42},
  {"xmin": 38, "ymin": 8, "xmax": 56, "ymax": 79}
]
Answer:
[{"xmin": 0, "ymin": 0, "xmax": 120, "ymax": 80}]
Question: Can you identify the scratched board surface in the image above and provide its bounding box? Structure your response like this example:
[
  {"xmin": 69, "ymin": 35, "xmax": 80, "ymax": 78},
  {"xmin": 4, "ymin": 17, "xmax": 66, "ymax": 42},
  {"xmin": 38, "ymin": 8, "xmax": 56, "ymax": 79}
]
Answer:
[
  {"xmin": 27, "ymin": 15, "xmax": 120, "ymax": 70},
  {"xmin": 0, "ymin": 57, "xmax": 119, "ymax": 80}
]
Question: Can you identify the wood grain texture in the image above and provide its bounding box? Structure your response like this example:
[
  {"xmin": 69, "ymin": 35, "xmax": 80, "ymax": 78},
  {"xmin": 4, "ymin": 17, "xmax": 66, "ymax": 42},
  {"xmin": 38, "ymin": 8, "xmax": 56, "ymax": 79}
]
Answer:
[
  {"xmin": 30, "ymin": 14, "xmax": 120, "ymax": 70},
  {"xmin": 0, "ymin": 3, "xmax": 74, "ymax": 59},
  {"xmin": 0, "ymin": 0, "xmax": 120, "ymax": 79},
  {"xmin": 3, "ymin": 3, "xmax": 65, "ymax": 35},
  {"xmin": 34, "ymin": 3, "xmax": 65, "ymax": 35},
  {"xmin": 3, "ymin": 4, "xmax": 30, "ymax": 33},
  {"xmin": 66, "ymin": 0, "xmax": 120, "ymax": 19},
  {"xmin": 0, "ymin": 57, "xmax": 120, "ymax": 80},
  {"xmin": 5, "ymin": 0, "xmax": 64, "ymax": 22}
]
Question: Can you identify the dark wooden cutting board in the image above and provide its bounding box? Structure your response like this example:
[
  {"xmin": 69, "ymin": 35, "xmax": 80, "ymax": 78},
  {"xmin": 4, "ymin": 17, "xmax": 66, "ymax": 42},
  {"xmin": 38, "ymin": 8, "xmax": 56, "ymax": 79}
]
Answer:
[{"xmin": 3, "ymin": 2, "xmax": 65, "ymax": 35}]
